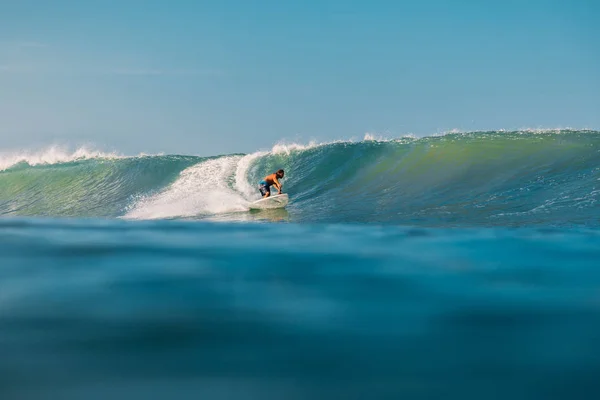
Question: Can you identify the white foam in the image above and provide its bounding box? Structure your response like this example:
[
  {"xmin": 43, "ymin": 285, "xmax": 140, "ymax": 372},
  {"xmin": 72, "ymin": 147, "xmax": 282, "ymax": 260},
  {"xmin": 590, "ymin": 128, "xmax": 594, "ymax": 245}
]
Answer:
[
  {"xmin": 269, "ymin": 137, "xmax": 364, "ymax": 155},
  {"xmin": 515, "ymin": 127, "xmax": 584, "ymax": 134},
  {"xmin": 234, "ymin": 151, "xmax": 268, "ymax": 199},
  {"xmin": 428, "ymin": 127, "xmax": 593, "ymax": 138},
  {"xmin": 123, "ymin": 156, "xmax": 250, "ymax": 220},
  {"xmin": 363, "ymin": 133, "xmax": 382, "ymax": 141},
  {"xmin": 270, "ymin": 141, "xmax": 321, "ymax": 155},
  {"xmin": 0, "ymin": 145, "xmax": 123, "ymax": 171},
  {"xmin": 363, "ymin": 132, "xmax": 411, "ymax": 142}
]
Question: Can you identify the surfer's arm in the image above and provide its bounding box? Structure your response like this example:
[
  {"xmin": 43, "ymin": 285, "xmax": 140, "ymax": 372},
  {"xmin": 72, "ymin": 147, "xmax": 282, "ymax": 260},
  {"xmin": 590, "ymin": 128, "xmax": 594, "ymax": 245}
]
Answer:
[{"xmin": 273, "ymin": 178, "xmax": 282, "ymax": 193}]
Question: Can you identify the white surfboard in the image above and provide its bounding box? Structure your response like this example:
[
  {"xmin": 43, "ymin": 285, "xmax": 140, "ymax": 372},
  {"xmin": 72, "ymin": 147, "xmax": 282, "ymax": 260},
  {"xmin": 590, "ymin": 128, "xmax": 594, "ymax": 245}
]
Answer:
[{"xmin": 248, "ymin": 193, "xmax": 289, "ymax": 210}]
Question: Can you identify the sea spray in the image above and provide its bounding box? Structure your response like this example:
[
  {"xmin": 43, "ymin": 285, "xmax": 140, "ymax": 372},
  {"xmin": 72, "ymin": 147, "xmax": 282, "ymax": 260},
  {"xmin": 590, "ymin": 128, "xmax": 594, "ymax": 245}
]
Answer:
[{"xmin": 124, "ymin": 156, "xmax": 249, "ymax": 220}]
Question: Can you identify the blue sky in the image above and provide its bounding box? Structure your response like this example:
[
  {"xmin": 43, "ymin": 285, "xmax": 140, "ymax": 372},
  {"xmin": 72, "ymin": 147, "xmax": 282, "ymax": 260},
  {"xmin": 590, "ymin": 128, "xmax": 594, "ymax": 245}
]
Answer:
[{"xmin": 1, "ymin": 0, "xmax": 599, "ymax": 156}]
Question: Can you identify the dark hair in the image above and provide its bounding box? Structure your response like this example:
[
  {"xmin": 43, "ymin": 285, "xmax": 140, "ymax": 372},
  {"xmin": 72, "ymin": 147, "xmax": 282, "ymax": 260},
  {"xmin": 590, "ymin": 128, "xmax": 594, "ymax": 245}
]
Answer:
[{"xmin": 277, "ymin": 169, "xmax": 284, "ymax": 175}]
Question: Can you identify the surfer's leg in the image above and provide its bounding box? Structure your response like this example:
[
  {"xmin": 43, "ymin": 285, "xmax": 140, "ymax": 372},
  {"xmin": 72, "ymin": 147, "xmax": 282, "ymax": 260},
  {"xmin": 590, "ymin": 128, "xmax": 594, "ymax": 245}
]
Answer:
[{"xmin": 259, "ymin": 183, "xmax": 270, "ymax": 198}]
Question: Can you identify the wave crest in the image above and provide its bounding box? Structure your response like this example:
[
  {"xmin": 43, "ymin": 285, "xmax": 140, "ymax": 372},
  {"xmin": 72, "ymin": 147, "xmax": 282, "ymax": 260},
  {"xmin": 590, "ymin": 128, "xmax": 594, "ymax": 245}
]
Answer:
[{"xmin": 0, "ymin": 145, "xmax": 127, "ymax": 171}]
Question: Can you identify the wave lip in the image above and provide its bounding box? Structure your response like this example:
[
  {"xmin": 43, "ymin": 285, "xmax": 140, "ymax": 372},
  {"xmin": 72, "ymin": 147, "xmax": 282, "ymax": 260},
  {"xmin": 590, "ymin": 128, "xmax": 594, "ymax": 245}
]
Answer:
[{"xmin": 0, "ymin": 145, "xmax": 126, "ymax": 171}]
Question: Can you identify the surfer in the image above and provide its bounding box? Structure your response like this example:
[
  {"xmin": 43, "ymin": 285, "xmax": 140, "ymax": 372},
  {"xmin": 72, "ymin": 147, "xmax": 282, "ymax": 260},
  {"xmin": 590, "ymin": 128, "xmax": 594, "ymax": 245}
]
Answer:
[{"xmin": 258, "ymin": 169, "xmax": 284, "ymax": 198}]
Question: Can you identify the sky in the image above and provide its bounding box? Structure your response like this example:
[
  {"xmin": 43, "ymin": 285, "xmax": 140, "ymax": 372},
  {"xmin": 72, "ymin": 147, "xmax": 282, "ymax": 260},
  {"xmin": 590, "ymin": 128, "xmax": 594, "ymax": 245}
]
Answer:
[{"xmin": 1, "ymin": 0, "xmax": 599, "ymax": 156}]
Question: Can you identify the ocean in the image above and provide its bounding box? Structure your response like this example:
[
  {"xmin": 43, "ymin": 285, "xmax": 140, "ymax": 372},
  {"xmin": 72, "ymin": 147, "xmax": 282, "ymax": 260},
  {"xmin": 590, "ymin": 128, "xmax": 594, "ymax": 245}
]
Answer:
[{"xmin": 1, "ymin": 130, "xmax": 600, "ymax": 399}]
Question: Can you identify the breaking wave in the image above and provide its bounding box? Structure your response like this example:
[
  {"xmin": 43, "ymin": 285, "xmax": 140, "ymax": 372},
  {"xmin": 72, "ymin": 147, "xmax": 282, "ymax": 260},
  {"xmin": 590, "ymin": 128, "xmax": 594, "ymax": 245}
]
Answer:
[{"xmin": 1, "ymin": 130, "xmax": 599, "ymax": 227}]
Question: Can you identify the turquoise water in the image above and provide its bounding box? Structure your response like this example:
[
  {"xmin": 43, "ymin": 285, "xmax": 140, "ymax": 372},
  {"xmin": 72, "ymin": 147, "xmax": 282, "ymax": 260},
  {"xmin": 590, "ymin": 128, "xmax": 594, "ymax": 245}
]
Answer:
[
  {"xmin": 1, "ymin": 130, "xmax": 598, "ymax": 226},
  {"xmin": 1, "ymin": 130, "xmax": 600, "ymax": 399}
]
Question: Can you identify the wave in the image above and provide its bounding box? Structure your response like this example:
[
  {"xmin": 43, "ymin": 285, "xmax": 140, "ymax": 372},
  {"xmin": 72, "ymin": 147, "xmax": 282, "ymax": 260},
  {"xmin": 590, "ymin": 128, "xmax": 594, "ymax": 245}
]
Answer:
[
  {"xmin": 1, "ymin": 130, "xmax": 599, "ymax": 226},
  {"xmin": 0, "ymin": 145, "xmax": 124, "ymax": 171}
]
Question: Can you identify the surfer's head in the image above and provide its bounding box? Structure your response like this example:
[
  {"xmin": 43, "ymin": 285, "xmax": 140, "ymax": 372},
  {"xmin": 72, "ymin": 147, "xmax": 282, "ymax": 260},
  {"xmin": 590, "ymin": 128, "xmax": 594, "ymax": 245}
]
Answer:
[{"xmin": 276, "ymin": 169, "xmax": 284, "ymax": 178}]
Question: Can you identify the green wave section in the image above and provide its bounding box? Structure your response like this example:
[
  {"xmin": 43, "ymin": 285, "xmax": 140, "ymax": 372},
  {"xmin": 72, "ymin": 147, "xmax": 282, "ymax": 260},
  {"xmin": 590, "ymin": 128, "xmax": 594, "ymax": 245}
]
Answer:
[{"xmin": 0, "ymin": 155, "xmax": 201, "ymax": 217}]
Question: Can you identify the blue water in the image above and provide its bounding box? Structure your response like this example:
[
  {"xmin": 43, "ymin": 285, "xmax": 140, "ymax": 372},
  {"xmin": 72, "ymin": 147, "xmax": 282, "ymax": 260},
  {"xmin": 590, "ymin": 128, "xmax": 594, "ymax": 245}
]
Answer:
[{"xmin": 1, "ymin": 131, "xmax": 600, "ymax": 399}]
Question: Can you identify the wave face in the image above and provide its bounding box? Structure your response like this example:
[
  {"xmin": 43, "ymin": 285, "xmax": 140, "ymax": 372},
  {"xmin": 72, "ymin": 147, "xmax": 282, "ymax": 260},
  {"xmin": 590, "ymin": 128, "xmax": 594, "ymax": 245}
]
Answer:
[{"xmin": 1, "ymin": 130, "xmax": 599, "ymax": 226}]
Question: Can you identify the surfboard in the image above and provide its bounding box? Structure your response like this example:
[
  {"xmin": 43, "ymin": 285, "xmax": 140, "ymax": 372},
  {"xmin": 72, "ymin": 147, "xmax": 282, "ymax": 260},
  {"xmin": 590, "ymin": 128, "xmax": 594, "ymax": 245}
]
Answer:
[{"xmin": 248, "ymin": 193, "xmax": 289, "ymax": 210}]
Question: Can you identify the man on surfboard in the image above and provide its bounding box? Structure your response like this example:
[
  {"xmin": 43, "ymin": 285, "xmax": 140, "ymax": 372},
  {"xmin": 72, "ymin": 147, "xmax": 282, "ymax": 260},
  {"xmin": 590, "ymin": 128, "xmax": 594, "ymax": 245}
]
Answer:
[{"xmin": 258, "ymin": 169, "xmax": 284, "ymax": 198}]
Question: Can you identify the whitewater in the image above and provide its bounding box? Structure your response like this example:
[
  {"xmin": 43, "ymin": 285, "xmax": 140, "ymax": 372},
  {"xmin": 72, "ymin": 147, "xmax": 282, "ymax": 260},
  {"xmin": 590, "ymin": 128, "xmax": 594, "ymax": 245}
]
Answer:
[{"xmin": 2, "ymin": 130, "xmax": 600, "ymax": 400}]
